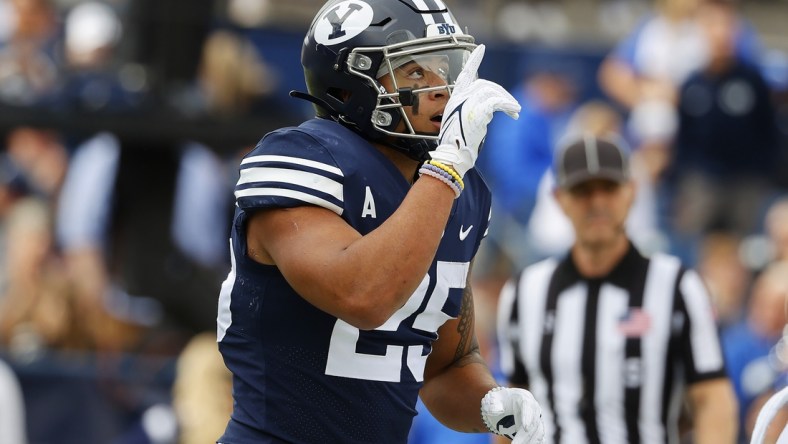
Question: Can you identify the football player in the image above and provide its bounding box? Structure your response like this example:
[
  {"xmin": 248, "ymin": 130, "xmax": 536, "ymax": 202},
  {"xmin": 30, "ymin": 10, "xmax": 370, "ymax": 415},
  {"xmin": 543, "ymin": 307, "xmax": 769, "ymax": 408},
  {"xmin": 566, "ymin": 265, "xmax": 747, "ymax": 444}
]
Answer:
[{"xmin": 217, "ymin": 1, "xmax": 544, "ymax": 443}]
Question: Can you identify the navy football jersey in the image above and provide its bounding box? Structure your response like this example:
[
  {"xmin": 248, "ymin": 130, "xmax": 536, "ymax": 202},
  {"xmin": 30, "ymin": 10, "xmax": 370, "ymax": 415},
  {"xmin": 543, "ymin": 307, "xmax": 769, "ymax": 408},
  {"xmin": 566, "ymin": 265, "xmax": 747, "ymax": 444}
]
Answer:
[{"xmin": 217, "ymin": 118, "xmax": 492, "ymax": 444}]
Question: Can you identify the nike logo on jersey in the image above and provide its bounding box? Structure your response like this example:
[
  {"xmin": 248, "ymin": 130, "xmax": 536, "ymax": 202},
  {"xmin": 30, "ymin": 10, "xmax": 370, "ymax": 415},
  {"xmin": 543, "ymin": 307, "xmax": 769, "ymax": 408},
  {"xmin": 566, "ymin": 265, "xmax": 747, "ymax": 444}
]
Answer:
[{"xmin": 459, "ymin": 224, "xmax": 473, "ymax": 240}]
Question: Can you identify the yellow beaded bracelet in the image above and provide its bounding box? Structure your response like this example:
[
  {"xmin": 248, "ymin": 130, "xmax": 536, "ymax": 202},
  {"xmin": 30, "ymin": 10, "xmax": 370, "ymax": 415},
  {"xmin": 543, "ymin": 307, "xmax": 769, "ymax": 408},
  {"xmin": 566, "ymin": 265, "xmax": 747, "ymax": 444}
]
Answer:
[
  {"xmin": 427, "ymin": 160, "xmax": 465, "ymax": 190},
  {"xmin": 422, "ymin": 163, "xmax": 465, "ymax": 193},
  {"xmin": 419, "ymin": 166, "xmax": 462, "ymax": 198}
]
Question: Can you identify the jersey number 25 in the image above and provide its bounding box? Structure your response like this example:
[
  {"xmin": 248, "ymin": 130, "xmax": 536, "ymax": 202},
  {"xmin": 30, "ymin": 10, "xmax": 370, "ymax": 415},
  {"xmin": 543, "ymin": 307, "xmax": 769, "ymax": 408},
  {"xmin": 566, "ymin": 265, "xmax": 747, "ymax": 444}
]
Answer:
[{"xmin": 325, "ymin": 261, "xmax": 469, "ymax": 382}]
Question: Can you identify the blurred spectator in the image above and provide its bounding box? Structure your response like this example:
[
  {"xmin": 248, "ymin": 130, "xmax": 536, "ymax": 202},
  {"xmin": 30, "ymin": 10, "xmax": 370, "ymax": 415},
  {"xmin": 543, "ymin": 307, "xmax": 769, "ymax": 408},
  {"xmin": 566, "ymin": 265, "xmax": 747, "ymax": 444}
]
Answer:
[
  {"xmin": 0, "ymin": 0, "xmax": 139, "ymax": 356},
  {"xmin": 722, "ymin": 260, "xmax": 788, "ymax": 443},
  {"xmin": 598, "ymin": 0, "xmax": 762, "ymax": 187},
  {"xmin": 599, "ymin": 0, "xmax": 704, "ymax": 157},
  {"xmin": 169, "ymin": 29, "xmax": 279, "ymax": 118},
  {"xmin": 696, "ymin": 231, "xmax": 752, "ymax": 328},
  {"xmin": 50, "ymin": 1, "xmax": 147, "ymax": 112},
  {"xmin": 172, "ymin": 332, "xmax": 232, "ymax": 444},
  {"xmin": 0, "ymin": 153, "xmax": 28, "ymax": 292},
  {"xmin": 669, "ymin": 0, "xmax": 780, "ymax": 260},
  {"xmin": 0, "ymin": 357, "xmax": 26, "ymax": 444},
  {"xmin": 0, "ymin": 197, "xmax": 93, "ymax": 353},
  {"xmin": 0, "ymin": 0, "xmax": 59, "ymax": 106},
  {"xmin": 0, "ymin": 192, "xmax": 141, "ymax": 355},
  {"xmin": 0, "ymin": 124, "xmax": 143, "ymax": 354},
  {"xmin": 55, "ymin": 133, "xmax": 232, "ymax": 354},
  {"xmin": 765, "ymin": 197, "xmax": 788, "ymax": 262},
  {"xmin": 0, "ymin": 136, "xmax": 109, "ymax": 354},
  {"xmin": 63, "ymin": 1, "xmax": 120, "ymax": 69},
  {"xmin": 4, "ymin": 126, "xmax": 67, "ymax": 199}
]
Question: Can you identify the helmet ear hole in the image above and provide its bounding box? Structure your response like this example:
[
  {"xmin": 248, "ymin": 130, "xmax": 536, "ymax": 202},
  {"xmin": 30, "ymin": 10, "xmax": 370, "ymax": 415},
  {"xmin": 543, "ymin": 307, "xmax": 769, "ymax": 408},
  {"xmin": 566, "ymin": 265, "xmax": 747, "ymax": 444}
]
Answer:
[
  {"xmin": 327, "ymin": 87, "xmax": 350, "ymax": 103},
  {"xmin": 314, "ymin": 87, "xmax": 349, "ymax": 118}
]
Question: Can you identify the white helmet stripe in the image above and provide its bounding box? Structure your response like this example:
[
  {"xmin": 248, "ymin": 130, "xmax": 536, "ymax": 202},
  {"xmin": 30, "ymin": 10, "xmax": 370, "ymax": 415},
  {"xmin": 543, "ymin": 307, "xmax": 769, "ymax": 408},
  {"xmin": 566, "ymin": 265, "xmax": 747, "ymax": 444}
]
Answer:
[
  {"xmin": 430, "ymin": 0, "xmax": 454, "ymax": 23},
  {"xmin": 411, "ymin": 0, "xmax": 435, "ymax": 25}
]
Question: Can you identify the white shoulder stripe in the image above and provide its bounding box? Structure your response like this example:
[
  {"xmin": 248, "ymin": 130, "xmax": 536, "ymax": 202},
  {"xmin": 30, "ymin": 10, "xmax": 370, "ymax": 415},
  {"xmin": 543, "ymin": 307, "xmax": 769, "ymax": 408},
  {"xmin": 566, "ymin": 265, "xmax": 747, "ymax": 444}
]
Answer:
[
  {"xmin": 242, "ymin": 155, "xmax": 343, "ymax": 176},
  {"xmin": 235, "ymin": 188, "xmax": 344, "ymax": 215},
  {"xmin": 238, "ymin": 167, "xmax": 344, "ymax": 201}
]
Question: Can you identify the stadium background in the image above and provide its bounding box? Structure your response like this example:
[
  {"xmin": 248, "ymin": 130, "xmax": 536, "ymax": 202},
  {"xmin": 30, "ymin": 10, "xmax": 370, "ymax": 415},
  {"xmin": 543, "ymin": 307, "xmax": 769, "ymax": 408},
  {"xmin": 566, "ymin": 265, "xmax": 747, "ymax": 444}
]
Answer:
[{"xmin": 0, "ymin": 0, "xmax": 785, "ymax": 443}]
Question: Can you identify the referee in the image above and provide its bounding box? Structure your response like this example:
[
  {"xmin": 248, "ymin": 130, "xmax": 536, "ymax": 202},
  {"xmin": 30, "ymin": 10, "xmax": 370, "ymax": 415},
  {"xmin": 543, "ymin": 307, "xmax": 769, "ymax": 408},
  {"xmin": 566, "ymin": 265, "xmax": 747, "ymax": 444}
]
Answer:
[{"xmin": 496, "ymin": 135, "xmax": 738, "ymax": 444}]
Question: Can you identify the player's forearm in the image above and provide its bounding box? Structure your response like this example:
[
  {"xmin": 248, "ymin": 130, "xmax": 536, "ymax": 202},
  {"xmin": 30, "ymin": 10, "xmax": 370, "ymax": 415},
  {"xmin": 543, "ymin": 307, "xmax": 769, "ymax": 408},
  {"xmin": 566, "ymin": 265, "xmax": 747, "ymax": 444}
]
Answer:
[
  {"xmin": 420, "ymin": 351, "xmax": 498, "ymax": 433},
  {"xmin": 329, "ymin": 175, "xmax": 457, "ymax": 328},
  {"xmin": 254, "ymin": 174, "xmax": 459, "ymax": 330},
  {"xmin": 693, "ymin": 407, "xmax": 738, "ymax": 444},
  {"xmin": 690, "ymin": 381, "xmax": 739, "ymax": 444}
]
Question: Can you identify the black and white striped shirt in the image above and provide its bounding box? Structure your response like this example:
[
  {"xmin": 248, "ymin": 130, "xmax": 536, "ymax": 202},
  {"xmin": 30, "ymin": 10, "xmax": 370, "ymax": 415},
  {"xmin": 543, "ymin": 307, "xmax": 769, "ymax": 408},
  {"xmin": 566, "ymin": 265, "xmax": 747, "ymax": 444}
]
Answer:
[{"xmin": 497, "ymin": 243, "xmax": 727, "ymax": 444}]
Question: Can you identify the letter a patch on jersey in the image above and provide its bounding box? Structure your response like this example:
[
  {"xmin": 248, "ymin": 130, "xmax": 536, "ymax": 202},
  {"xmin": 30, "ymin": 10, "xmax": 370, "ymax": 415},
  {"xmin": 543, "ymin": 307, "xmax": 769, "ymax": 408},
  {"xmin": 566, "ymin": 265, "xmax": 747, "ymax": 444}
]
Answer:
[{"xmin": 362, "ymin": 186, "xmax": 377, "ymax": 218}]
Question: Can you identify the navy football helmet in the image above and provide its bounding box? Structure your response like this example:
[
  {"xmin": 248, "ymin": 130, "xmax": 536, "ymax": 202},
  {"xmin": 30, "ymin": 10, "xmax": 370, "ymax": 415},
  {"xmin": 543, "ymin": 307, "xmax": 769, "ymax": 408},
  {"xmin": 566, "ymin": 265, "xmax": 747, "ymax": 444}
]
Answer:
[{"xmin": 299, "ymin": 0, "xmax": 476, "ymax": 161}]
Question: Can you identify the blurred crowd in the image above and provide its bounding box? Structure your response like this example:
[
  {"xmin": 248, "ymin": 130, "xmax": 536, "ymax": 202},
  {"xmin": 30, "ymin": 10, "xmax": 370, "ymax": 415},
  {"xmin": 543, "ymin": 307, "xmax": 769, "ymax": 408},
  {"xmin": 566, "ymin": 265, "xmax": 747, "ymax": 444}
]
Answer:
[
  {"xmin": 0, "ymin": 0, "xmax": 783, "ymax": 443},
  {"xmin": 468, "ymin": 1, "xmax": 788, "ymax": 444},
  {"xmin": 0, "ymin": 0, "xmax": 290, "ymax": 442},
  {"xmin": 0, "ymin": 0, "xmax": 288, "ymax": 355}
]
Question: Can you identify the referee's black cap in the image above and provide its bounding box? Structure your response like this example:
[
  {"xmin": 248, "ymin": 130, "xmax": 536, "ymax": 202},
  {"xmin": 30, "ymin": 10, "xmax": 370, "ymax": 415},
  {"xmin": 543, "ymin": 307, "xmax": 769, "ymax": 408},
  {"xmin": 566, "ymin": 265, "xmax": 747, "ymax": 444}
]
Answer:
[{"xmin": 554, "ymin": 134, "xmax": 630, "ymax": 189}]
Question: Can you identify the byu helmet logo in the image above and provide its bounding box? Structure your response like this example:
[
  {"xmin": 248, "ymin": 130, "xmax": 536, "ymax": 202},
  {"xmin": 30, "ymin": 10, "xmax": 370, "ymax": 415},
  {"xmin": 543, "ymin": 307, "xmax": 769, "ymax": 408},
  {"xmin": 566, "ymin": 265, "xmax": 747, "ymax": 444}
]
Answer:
[
  {"xmin": 326, "ymin": 3, "xmax": 362, "ymax": 39},
  {"xmin": 436, "ymin": 23, "xmax": 456, "ymax": 35},
  {"xmin": 314, "ymin": 0, "xmax": 374, "ymax": 45}
]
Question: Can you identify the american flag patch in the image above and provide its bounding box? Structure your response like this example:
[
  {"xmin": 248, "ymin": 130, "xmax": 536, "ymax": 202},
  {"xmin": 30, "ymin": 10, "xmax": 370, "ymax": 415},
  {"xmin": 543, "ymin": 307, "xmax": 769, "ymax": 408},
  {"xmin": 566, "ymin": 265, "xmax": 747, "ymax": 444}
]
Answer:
[{"xmin": 618, "ymin": 308, "xmax": 652, "ymax": 337}]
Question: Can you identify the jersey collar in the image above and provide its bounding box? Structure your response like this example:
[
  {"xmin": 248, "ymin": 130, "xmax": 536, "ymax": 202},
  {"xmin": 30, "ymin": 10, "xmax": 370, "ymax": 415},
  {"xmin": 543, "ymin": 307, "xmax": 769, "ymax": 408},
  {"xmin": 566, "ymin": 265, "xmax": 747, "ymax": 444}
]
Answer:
[{"xmin": 557, "ymin": 240, "xmax": 647, "ymax": 289}]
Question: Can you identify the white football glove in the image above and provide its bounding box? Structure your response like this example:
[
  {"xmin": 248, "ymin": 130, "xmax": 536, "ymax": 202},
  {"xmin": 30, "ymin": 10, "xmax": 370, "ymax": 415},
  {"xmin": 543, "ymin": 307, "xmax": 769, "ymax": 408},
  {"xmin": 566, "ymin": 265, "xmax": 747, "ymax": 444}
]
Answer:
[
  {"xmin": 481, "ymin": 387, "xmax": 545, "ymax": 444},
  {"xmin": 429, "ymin": 44, "xmax": 521, "ymax": 178}
]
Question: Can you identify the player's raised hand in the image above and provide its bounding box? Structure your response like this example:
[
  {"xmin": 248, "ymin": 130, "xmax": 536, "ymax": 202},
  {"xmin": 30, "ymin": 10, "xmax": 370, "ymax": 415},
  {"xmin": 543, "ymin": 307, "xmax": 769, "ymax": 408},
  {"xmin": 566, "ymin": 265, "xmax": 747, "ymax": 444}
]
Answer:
[
  {"xmin": 429, "ymin": 44, "xmax": 521, "ymax": 178},
  {"xmin": 481, "ymin": 387, "xmax": 545, "ymax": 444}
]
